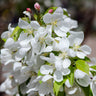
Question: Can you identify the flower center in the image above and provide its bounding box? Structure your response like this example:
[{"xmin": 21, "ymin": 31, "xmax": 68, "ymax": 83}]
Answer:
[{"xmin": 59, "ymin": 51, "xmax": 68, "ymax": 59}]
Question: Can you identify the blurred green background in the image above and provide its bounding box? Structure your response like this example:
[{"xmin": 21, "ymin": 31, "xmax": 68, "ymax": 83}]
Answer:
[{"xmin": 0, "ymin": 0, "xmax": 96, "ymax": 95}]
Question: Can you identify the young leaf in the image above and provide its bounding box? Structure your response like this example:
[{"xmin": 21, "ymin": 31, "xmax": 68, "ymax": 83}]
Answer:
[
  {"xmin": 76, "ymin": 60, "xmax": 89, "ymax": 74},
  {"xmin": 81, "ymin": 85, "xmax": 90, "ymax": 96},
  {"xmin": 90, "ymin": 65, "xmax": 96, "ymax": 70},
  {"xmin": 53, "ymin": 78, "xmax": 67, "ymax": 96},
  {"xmin": 11, "ymin": 26, "xmax": 23, "ymax": 41},
  {"xmin": 68, "ymin": 72, "xmax": 74, "ymax": 86}
]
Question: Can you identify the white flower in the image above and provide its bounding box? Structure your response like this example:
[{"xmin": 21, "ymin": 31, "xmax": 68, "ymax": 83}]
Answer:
[
  {"xmin": 1, "ymin": 24, "xmax": 14, "ymax": 39},
  {"xmin": 69, "ymin": 33, "xmax": 91, "ymax": 58},
  {"xmin": 0, "ymin": 77, "xmax": 18, "ymax": 95},
  {"xmin": 27, "ymin": 76, "xmax": 54, "ymax": 96},
  {"xmin": 65, "ymin": 82, "xmax": 85, "ymax": 96},
  {"xmin": 75, "ymin": 69, "xmax": 90, "ymax": 87},
  {"xmin": 18, "ymin": 18, "xmax": 40, "ymax": 34},
  {"xmin": 43, "ymin": 7, "xmax": 77, "ymax": 37}
]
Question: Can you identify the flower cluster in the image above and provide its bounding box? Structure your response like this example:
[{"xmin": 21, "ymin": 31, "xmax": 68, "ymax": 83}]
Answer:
[{"xmin": 0, "ymin": 3, "xmax": 96, "ymax": 96}]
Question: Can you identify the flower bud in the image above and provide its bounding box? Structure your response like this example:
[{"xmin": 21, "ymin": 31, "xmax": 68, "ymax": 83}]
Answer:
[
  {"xmin": 9, "ymin": 75, "xmax": 14, "ymax": 79},
  {"xmin": 48, "ymin": 9, "xmax": 53, "ymax": 13},
  {"xmin": 34, "ymin": 2, "xmax": 40, "ymax": 11},
  {"xmin": 26, "ymin": 8, "xmax": 32, "ymax": 13}
]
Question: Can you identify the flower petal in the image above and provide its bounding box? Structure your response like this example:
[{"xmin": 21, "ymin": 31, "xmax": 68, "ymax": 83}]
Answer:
[
  {"xmin": 42, "ymin": 75, "xmax": 53, "ymax": 82},
  {"xmin": 40, "ymin": 65, "xmax": 53, "ymax": 75},
  {"xmin": 74, "ymin": 69, "xmax": 86, "ymax": 79},
  {"xmin": 30, "ymin": 21, "xmax": 40, "ymax": 29},
  {"xmin": 80, "ymin": 45, "xmax": 91, "ymax": 55},
  {"xmin": 76, "ymin": 75, "xmax": 90, "ymax": 87},
  {"xmin": 18, "ymin": 18, "xmax": 31, "ymax": 29},
  {"xmin": 63, "ymin": 59, "xmax": 71, "ymax": 68},
  {"xmin": 43, "ymin": 13, "xmax": 52, "ymax": 24},
  {"xmin": 76, "ymin": 51, "xmax": 86, "ymax": 59},
  {"xmin": 53, "ymin": 70, "xmax": 63, "ymax": 82},
  {"xmin": 62, "ymin": 68, "xmax": 70, "ymax": 76}
]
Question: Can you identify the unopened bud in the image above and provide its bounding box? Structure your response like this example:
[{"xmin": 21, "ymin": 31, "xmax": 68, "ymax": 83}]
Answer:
[
  {"xmin": 26, "ymin": 8, "xmax": 32, "ymax": 13},
  {"xmin": 48, "ymin": 9, "xmax": 53, "ymax": 13},
  {"xmin": 9, "ymin": 75, "xmax": 14, "ymax": 79},
  {"xmin": 34, "ymin": 2, "xmax": 40, "ymax": 11}
]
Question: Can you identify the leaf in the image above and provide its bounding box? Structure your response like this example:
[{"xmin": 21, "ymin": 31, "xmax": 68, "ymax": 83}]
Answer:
[
  {"xmin": 11, "ymin": 26, "xmax": 23, "ymax": 41},
  {"xmin": 38, "ymin": 70, "xmax": 44, "ymax": 76},
  {"xmin": 81, "ymin": 85, "xmax": 90, "ymax": 96},
  {"xmin": 90, "ymin": 65, "xmax": 96, "ymax": 70},
  {"xmin": 63, "ymin": 10, "xmax": 69, "ymax": 17},
  {"xmin": 76, "ymin": 60, "xmax": 89, "ymax": 74},
  {"xmin": 84, "ymin": 57, "xmax": 91, "ymax": 62},
  {"xmin": 90, "ymin": 71, "xmax": 96, "ymax": 76},
  {"xmin": 89, "ymin": 89, "xmax": 93, "ymax": 96},
  {"xmin": 53, "ymin": 78, "xmax": 67, "ymax": 96},
  {"xmin": 68, "ymin": 71, "xmax": 74, "ymax": 86}
]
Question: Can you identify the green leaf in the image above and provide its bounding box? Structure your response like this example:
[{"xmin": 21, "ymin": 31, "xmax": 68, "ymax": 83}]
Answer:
[
  {"xmin": 2, "ymin": 38, "xmax": 7, "ymax": 42},
  {"xmin": 63, "ymin": 10, "xmax": 69, "ymax": 17},
  {"xmin": 89, "ymin": 89, "xmax": 93, "ymax": 96},
  {"xmin": 90, "ymin": 65, "xmax": 96, "ymax": 70},
  {"xmin": 76, "ymin": 60, "xmax": 89, "ymax": 74},
  {"xmin": 34, "ymin": 14, "xmax": 38, "ymax": 20},
  {"xmin": 11, "ymin": 26, "xmax": 23, "ymax": 41},
  {"xmin": 53, "ymin": 78, "xmax": 67, "ymax": 96},
  {"xmin": 38, "ymin": 70, "xmax": 44, "ymax": 76},
  {"xmin": 90, "ymin": 71, "xmax": 96, "ymax": 76},
  {"xmin": 84, "ymin": 57, "xmax": 91, "ymax": 62},
  {"xmin": 81, "ymin": 85, "xmax": 90, "ymax": 96},
  {"xmin": 68, "ymin": 71, "xmax": 74, "ymax": 86}
]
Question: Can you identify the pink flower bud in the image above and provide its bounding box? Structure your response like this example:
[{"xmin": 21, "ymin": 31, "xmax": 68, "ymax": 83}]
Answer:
[
  {"xmin": 26, "ymin": 8, "xmax": 32, "ymax": 13},
  {"xmin": 48, "ymin": 9, "xmax": 53, "ymax": 13},
  {"xmin": 34, "ymin": 2, "xmax": 40, "ymax": 11}
]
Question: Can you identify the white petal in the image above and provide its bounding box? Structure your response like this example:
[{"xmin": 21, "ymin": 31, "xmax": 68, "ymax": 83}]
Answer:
[
  {"xmin": 55, "ymin": 59, "xmax": 63, "ymax": 70},
  {"xmin": 54, "ymin": 26, "xmax": 67, "ymax": 37},
  {"xmin": 69, "ymin": 49, "xmax": 76, "ymax": 57},
  {"xmin": 80, "ymin": 45, "xmax": 91, "ymax": 55},
  {"xmin": 53, "ymin": 70, "xmax": 63, "ymax": 82},
  {"xmin": 74, "ymin": 69, "xmax": 86, "ymax": 79},
  {"xmin": 30, "ymin": 21, "xmax": 40, "ymax": 29},
  {"xmin": 46, "ymin": 25, "xmax": 52, "ymax": 35},
  {"xmin": 1, "ymin": 31, "xmax": 10, "ymax": 39},
  {"xmin": 4, "ymin": 38, "xmax": 14, "ymax": 48},
  {"xmin": 63, "ymin": 18, "xmax": 78, "ymax": 29},
  {"xmin": 65, "ymin": 79, "xmax": 72, "ymax": 88},
  {"xmin": 42, "ymin": 75, "xmax": 53, "ymax": 82},
  {"xmin": 76, "ymin": 75, "xmax": 90, "ymax": 87},
  {"xmin": 40, "ymin": 65, "xmax": 53, "ymax": 75},
  {"xmin": 68, "ymin": 88, "xmax": 77, "ymax": 95},
  {"xmin": 43, "ymin": 13, "xmax": 52, "ymax": 24},
  {"xmin": 76, "ymin": 51, "xmax": 86, "ymax": 59},
  {"xmin": 18, "ymin": 18, "xmax": 31, "ymax": 29},
  {"xmin": 74, "ymin": 38, "xmax": 83, "ymax": 46},
  {"xmin": 57, "ymin": 20, "xmax": 69, "ymax": 32},
  {"xmin": 59, "ymin": 38, "xmax": 69, "ymax": 51},
  {"xmin": 42, "ymin": 46, "xmax": 53, "ymax": 53},
  {"xmin": 68, "ymin": 31, "xmax": 84, "ymax": 46},
  {"xmin": 23, "ymin": 11, "xmax": 31, "ymax": 20},
  {"xmin": 54, "ymin": 7, "xmax": 63, "ymax": 15},
  {"xmin": 63, "ymin": 59, "xmax": 71, "ymax": 68},
  {"xmin": 13, "ymin": 62, "xmax": 22, "ymax": 71},
  {"xmin": 62, "ymin": 68, "xmax": 70, "ymax": 76}
]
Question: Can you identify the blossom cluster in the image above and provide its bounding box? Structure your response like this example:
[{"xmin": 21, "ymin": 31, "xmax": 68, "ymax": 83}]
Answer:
[{"xmin": 0, "ymin": 3, "xmax": 96, "ymax": 96}]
